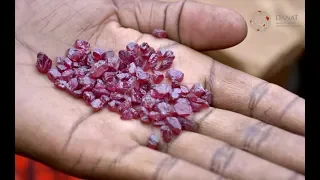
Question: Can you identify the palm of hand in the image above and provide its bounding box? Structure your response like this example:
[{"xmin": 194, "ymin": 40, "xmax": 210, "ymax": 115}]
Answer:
[{"xmin": 15, "ymin": 0, "xmax": 305, "ymax": 180}]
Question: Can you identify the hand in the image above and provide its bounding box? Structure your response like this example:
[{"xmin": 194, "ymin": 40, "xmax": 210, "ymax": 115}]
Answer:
[{"xmin": 15, "ymin": 0, "xmax": 305, "ymax": 180}]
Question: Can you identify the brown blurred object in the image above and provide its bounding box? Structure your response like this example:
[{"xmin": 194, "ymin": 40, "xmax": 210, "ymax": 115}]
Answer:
[{"xmin": 167, "ymin": 0, "xmax": 305, "ymax": 87}]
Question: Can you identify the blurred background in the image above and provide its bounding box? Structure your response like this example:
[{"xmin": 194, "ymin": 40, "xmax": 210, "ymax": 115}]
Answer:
[{"xmin": 15, "ymin": 0, "xmax": 305, "ymax": 179}]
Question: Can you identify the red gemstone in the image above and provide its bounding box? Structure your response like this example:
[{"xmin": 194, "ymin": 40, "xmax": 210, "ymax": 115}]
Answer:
[
  {"xmin": 74, "ymin": 39, "xmax": 90, "ymax": 50},
  {"xmin": 173, "ymin": 98, "xmax": 192, "ymax": 117},
  {"xmin": 66, "ymin": 78, "xmax": 79, "ymax": 92},
  {"xmin": 89, "ymin": 60, "xmax": 109, "ymax": 78},
  {"xmin": 107, "ymin": 100, "xmax": 120, "ymax": 112},
  {"xmin": 102, "ymin": 71, "xmax": 117, "ymax": 82},
  {"xmin": 95, "ymin": 79, "xmax": 107, "ymax": 89},
  {"xmin": 86, "ymin": 54, "xmax": 96, "ymax": 67},
  {"xmin": 151, "ymin": 84, "xmax": 172, "ymax": 99},
  {"xmin": 100, "ymin": 95, "xmax": 110, "ymax": 104},
  {"xmin": 152, "ymin": 29, "xmax": 168, "ymax": 38},
  {"xmin": 139, "ymin": 106, "xmax": 151, "ymax": 124},
  {"xmin": 148, "ymin": 54, "xmax": 159, "ymax": 69},
  {"xmin": 201, "ymin": 89, "xmax": 212, "ymax": 105},
  {"xmin": 57, "ymin": 64, "xmax": 68, "ymax": 72},
  {"xmin": 74, "ymin": 66, "xmax": 89, "ymax": 77},
  {"xmin": 61, "ymin": 69, "xmax": 74, "ymax": 81},
  {"xmin": 180, "ymin": 85, "xmax": 189, "ymax": 94},
  {"xmin": 66, "ymin": 48, "xmax": 84, "ymax": 62},
  {"xmin": 107, "ymin": 56, "xmax": 120, "ymax": 71},
  {"xmin": 166, "ymin": 68, "xmax": 184, "ymax": 82},
  {"xmin": 121, "ymin": 109, "xmax": 134, "ymax": 120},
  {"xmin": 156, "ymin": 49, "xmax": 175, "ymax": 61},
  {"xmin": 47, "ymin": 68, "xmax": 61, "ymax": 82},
  {"xmin": 153, "ymin": 120, "xmax": 166, "ymax": 127},
  {"xmin": 166, "ymin": 117, "xmax": 182, "ymax": 135},
  {"xmin": 156, "ymin": 59, "xmax": 173, "ymax": 71},
  {"xmin": 54, "ymin": 79, "xmax": 67, "ymax": 90},
  {"xmin": 142, "ymin": 94, "xmax": 157, "ymax": 109},
  {"xmin": 136, "ymin": 67, "xmax": 150, "ymax": 83},
  {"xmin": 169, "ymin": 88, "xmax": 182, "ymax": 102},
  {"xmin": 56, "ymin": 56, "xmax": 64, "ymax": 65},
  {"xmin": 83, "ymin": 91, "xmax": 96, "ymax": 104},
  {"xmin": 78, "ymin": 76, "xmax": 96, "ymax": 88},
  {"xmin": 152, "ymin": 71, "xmax": 164, "ymax": 84},
  {"xmin": 177, "ymin": 117, "xmax": 198, "ymax": 132},
  {"xmin": 118, "ymin": 101, "xmax": 132, "ymax": 113},
  {"xmin": 64, "ymin": 57, "xmax": 73, "ymax": 68},
  {"xmin": 190, "ymin": 83, "xmax": 206, "ymax": 97},
  {"xmin": 156, "ymin": 102, "xmax": 175, "ymax": 118},
  {"xmin": 91, "ymin": 99, "xmax": 105, "ymax": 111},
  {"xmin": 149, "ymin": 111, "xmax": 162, "ymax": 122},
  {"xmin": 147, "ymin": 134, "xmax": 160, "ymax": 150},
  {"xmin": 92, "ymin": 48, "xmax": 106, "ymax": 61},
  {"xmin": 36, "ymin": 52, "xmax": 52, "ymax": 73},
  {"xmin": 71, "ymin": 89, "xmax": 83, "ymax": 98},
  {"xmin": 139, "ymin": 42, "xmax": 150, "ymax": 53},
  {"xmin": 92, "ymin": 88, "xmax": 110, "ymax": 98},
  {"xmin": 126, "ymin": 42, "xmax": 139, "ymax": 52},
  {"xmin": 160, "ymin": 125, "xmax": 174, "ymax": 143}
]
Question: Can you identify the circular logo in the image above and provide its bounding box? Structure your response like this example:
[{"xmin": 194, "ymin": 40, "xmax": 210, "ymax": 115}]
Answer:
[{"xmin": 249, "ymin": 10, "xmax": 271, "ymax": 32}]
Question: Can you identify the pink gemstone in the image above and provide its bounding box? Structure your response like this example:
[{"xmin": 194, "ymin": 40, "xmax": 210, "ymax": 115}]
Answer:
[
  {"xmin": 92, "ymin": 48, "xmax": 106, "ymax": 61},
  {"xmin": 74, "ymin": 66, "xmax": 89, "ymax": 77},
  {"xmin": 139, "ymin": 106, "xmax": 151, "ymax": 124},
  {"xmin": 152, "ymin": 29, "xmax": 168, "ymax": 38},
  {"xmin": 171, "ymin": 81, "xmax": 180, "ymax": 88},
  {"xmin": 74, "ymin": 39, "xmax": 90, "ymax": 50},
  {"xmin": 151, "ymin": 84, "xmax": 172, "ymax": 99},
  {"xmin": 86, "ymin": 54, "xmax": 96, "ymax": 67},
  {"xmin": 100, "ymin": 95, "xmax": 110, "ymax": 104},
  {"xmin": 166, "ymin": 117, "xmax": 182, "ymax": 135},
  {"xmin": 166, "ymin": 68, "xmax": 184, "ymax": 82},
  {"xmin": 152, "ymin": 71, "xmax": 164, "ymax": 84},
  {"xmin": 156, "ymin": 59, "xmax": 173, "ymax": 71},
  {"xmin": 156, "ymin": 49, "xmax": 175, "ymax": 61},
  {"xmin": 81, "ymin": 85, "xmax": 93, "ymax": 92},
  {"xmin": 89, "ymin": 60, "xmax": 109, "ymax": 78},
  {"xmin": 83, "ymin": 91, "xmax": 96, "ymax": 104},
  {"xmin": 61, "ymin": 69, "xmax": 74, "ymax": 81},
  {"xmin": 153, "ymin": 120, "xmax": 166, "ymax": 127},
  {"xmin": 106, "ymin": 78, "xmax": 117, "ymax": 92},
  {"xmin": 201, "ymin": 89, "xmax": 212, "ymax": 105},
  {"xmin": 90, "ymin": 99, "xmax": 105, "ymax": 111},
  {"xmin": 169, "ymin": 88, "xmax": 182, "ymax": 102},
  {"xmin": 148, "ymin": 54, "xmax": 158, "ymax": 69},
  {"xmin": 126, "ymin": 42, "xmax": 139, "ymax": 52},
  {"xmin": 56, "ymin": 56, "xmax": 64, "ymax": 65},
  {"xmin": 104, "ymin": 50, "xmax": 115, "ymax": 60},
  {"xmin": 156, "ymin": 102, "xmax": 175, "ymax": 118},
  {"xmin": 57, "ymin": 64, "xmax": 68, "ymax": 72},
  {"xmin": 148, "ymin": 111, "xmax": 162, "ymax": 122},
  {"xmin": 136, "ymin": 67, "xmax": 150, "ymax": 83},
  {"xmin": 142, "ymin": 47, "xmax": 155, "ymax": 61},
  {"xmin": 190, "ymin": 102, "xmax": 203, "ymax": 112},
  {"xmin": 95, "ymin": 79, "xmax": 107, "ymax": 89},
  {"xmin": 78, "ymin": 76, "xmax": 96, "ymax": 88},
  {"xmin": 66, "ymin": 78, "xmax": 79, "ymax": 92},
  {"xmin": 186, "ymin": 93, "xmax": 209, "ymax": 107},
  {"xmin": 160, "ymin": 125, "xmax": 174, "ymax": 143},
  {"xmin": 102, "ymin": 72, "xmax": 117, "ymax": 82},
  {"xmin": 121, "ymin": 109, "xmax": 134, "ymax": 120},
  {"xmin": 177, "ymin": 117, "xmax": 198, "ymax": 132},
  {"xmin": 72, "ymin": 62, "xmax": 80, "ymax": 68},
  {"xmin": 71, "ymin": 89, "xmax": 83, "ymax": 98},
  {"xmin": 142, "ymin": 94, "xmax": 157, "ymax": 109},
  {"xmin": 116, "ymin": 73, "xmax": 130, "ymax": 80},
  {"xmin": 64, "ymin": 57, "xmax": 73, "ymax": 68},
  {"xmin": 110, "ymin": 92, "xmax": 125, "ymax": 101},
  {"xmin": 190, "ymin": 83, "xmax": 205, "ymax": 97},
  {"xmin": 107, "ymin": 56, "xmax": 120, "ymax": 71},
  {"xmin": 128, "ymin": 62, "xmax": 136, "ymax": 74},
  {"xmin": 107, "ymin": 100, "xmax": 120, "ymax": 112},
  {"xmin": 36, "ymin": 52, "xmax": 52, "ymax": 73},
  {"xmin": 54, "ymin": 79, "xmax": 67, "ymax": 90},
  {"xmin": 66, "ymin": 48, "xmax": 84, "ymax": 62},
  {"xmin": 47, "ymin": 68, "xmax": 61, "ymax": 82},
  {"xmin": 147, "ymin": 134, "xmax": 159, "ymax": 150},
  {"xmin": 129, "ymin": 108, "xmax": 139, "ymax": 119},
  {"xmin": 180, "ymin": 85, "xmax": 189, "ymax": 94},
  {"xmin": 139, "ymin": 42, "xmax": 150, "ymax": 53},
  {"xmin": 173, "ymin": 98, "xmax": 192, "ymax": 117},
  {"xmin": 119, "ymin": 50, "xmax": 134, "ymax": 64},
  {"xmin": 92, "ymin": 88, "xmax": 110, "ymax": 98},
  {"xmin": 118, "ymin": 101, "xmax": 132, "ymax": 113}
]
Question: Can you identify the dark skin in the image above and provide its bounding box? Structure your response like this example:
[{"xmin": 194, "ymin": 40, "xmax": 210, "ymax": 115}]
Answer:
[{"xmin": 15, "ymin": 0, "xmax": 305, "ymax": 179}]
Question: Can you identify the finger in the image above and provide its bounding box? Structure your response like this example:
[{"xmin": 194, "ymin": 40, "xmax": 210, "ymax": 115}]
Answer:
[
  {"xmin": 192, "ymin": 108, "xmax": 305, "ymax": 173},
  {"xmin": 113, "ymin": 0, "xmax": 247, "ymax": 50},
  {"xmin": 134, "ymin": 129, "xmax": 304, "ymax": 180}
]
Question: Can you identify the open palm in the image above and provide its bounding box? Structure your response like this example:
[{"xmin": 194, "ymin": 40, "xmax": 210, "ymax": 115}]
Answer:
[{"xmin": 15, "ymin": 0, "xmax": 305, "ymax": 180}]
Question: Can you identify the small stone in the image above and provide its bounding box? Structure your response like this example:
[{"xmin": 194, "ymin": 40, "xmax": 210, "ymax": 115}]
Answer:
[
  {"xmin": 57, "ymin": 64, "xmax": 68, "ymax": 72},
  {"xmin": 160, "ymin": 125, "xmax": 174, "ymax": 143},
  {"xmin": 142, "ymin": 94, "xmax": 157, "ymax": 109},
  {"xmin": 148, "ymin": 54, "xmax": 158, "ymax": 69},
  {"xmin": 171, "ymin": 81, "xmax": 180, "ymax": 88},
  {"xmin": 180, "ymin": 85, "xmax": 189, "ymax": 94},
  {"xmin": 147, "ymin": 134, "xmax": 160, "ymax": 150},
  {"xmin": 152, "ymin": 71, "xmax": 164, "ymax": 84},
  {"xmin": 121, "ymin": 109, "xmax": 134, "ymax": 120},
  {"xmin": 128, "ymin": 62, "xmax": 137, "ymax": 74},
  {"xmin": 126, "ymin": 42, "xmax": 139, "ymax": 52},
  {"xmin": 139, "ymin": 106, "xmax": 151, "ymax": 124},
  {"xmin": 91, "ymin": 99, "xmax": 105, "ymax": 111},
  {"xmin": 139, "ymin": 42, "xmax": 150, "ymax": 53},
  {"xmin": 92, "ymin": 88, "xmax": 110, "ymax": 98},
  {"xmin": 89, "ymin": 60, "xmax": 109, "ymax": 78},
  {"xmin": 166, "ymin": 117, "xmax": 182, "ymax": 135},
  {"xmin": 173, "ymin": 98, "xmax": 193, "ymax": 117},
  {"xmin": 107, "ymin": 56, "xmax": 120, "ymax": 71},
  {"xmin": 56, "ymin": 56, "xmax": 64, "ymax": 65},
  {"xmin": 166, "ymin": 68, "xmax": 184, "ymax": 82},
  {"xmin": 151, "ymin": 84, "xmax": 172, "ymax": 99},
  {"xmin": 148, "ymin": 111, "xmax": 162, "ymax": 122},
  {"xmin": 153, "ymin": 120, "xmax": 166, "ymax": 127},
  {"xmin": 36, "ymin": 52, "xmax": 52, "ymax": 73},
  {"xmin": 156, "ymin": 102, "xmax": 175, "ymax": 118},
  {"xmin": 54, "ymin": 79, "xmax": 67, "ymax": 90},
  {"xmin": 156, "ymin": 49, "xmax": 175, "ymax": 61},
  {"xmin": 74, "ymin": 39, "xmax": 90, "ymax": 50},
  {"xmin": 92, "ymin": 48, "xmax": 105, "ymax": 61},
  {"xmin": 78, "ymin": 76, "xmax": 96, "ymax": 88},
  {"xmin": 201, "ymin": 89, "xmax": 212, "ymax": 105},
  {"xmin": 136, "ymin": 67, "xmax": 150, "ymax": 83},
  {"xmin": 177, "ymin": 117, "xmax": 198, "ymax": 132},
  {"xmin": 169, "ymin": 88, "xmax": 182, "ymax": 102},
  {"xmin": 190, "ymin": 83, "xmax": 206, "ymax": 97},
  {"xmin": 66, "ymin": 78, "xmax": 79, "ymax": 92},
  {"xmin": 107, "ymin": 100, "xmax": 120, "ymax": 112},
  {"xmin": 95, "ymin": 79, "xmax": 107, "ymax": 89},
  {"xmin": 83, "ymin": 91, "xmax": 96, "ymax": 104},
  {"xmin": 156, "ymin": 59, "xmax": 173, "ymax": 71},
  {"xmin": 152, "ymin": 29, "xmax": 168, "ymax": 38},
  {"xmin": 47, "ymin": 68, "xmax": 61, "ymax": 82},
  {"xmin": 64, "ymin": 57, "xmax": 73, "ymax": 68},
  {"xmin": 118, "ymin": 101, "xmax": 132, "ymax": 113},
  {"xmin": 74, "ymin": 66, "xmax": 89, "ymax": 77},
  {"xmin": 61, "ymin": 69, "xmax": 74, "ymax": 81},
  {"xmin": 86, "ymin": 54, "xmax": 96, "ymax": 67},
  {"xmin": 102, "ymin": 71, "xmax": 117, "ymax": 82},
  {"xmin": 116, "ymin": 73, "xmax": 130, "ymax": 80},
  {"xmin": 66, "ymin": 48, "xmax": 84, "ymax": 62},
  {"xmin": 72, "ymin": 62, "xmax": 80, "ymax": 68},
  {"xmin": 129, "ymin": 108, "xmax": 139, "ymax": 119},
  {"xmin": 110, "ymin": 92, "xmax": 125, "ymax": 101},
  {"xmin": 119, "ymin": 50, "xmax": 134, "ymax": 64},
  {"xmin": 100, "ymin": 95, "xmax": 110, "ymax": 103}
]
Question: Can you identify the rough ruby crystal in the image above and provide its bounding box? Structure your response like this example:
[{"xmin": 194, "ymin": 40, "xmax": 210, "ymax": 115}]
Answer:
[
  {"xmin": 152, "ymin": 29, "xmax": 168, "ymax": 38},
  {"xmin": 116, "ymin": 73, "xmax": 130, "ymax": 80},
  {"xmin": 100, "ymin": 95, "xmax": 110, "ymax": 104},
  {"xmin": 148, "ymin": 111, "xmax": 162, "ymax": 122},
  {"xmin": 138, "ymin": 106, "xmax": 150, "ymax": 124},
  {"xmin": 89, "ymin": 60, "xmax": 109, "ymax": 78},
  {"xmin": 47, "ymin": 68, "xmax": 61, "ymax": 82},
  {"xmin": 72, "ymin": 62, "xmax": 80, "ymax": 68},
  {"xmin": 136, "ymin": 67, "xmax": 150, "ymax": 83},
  {"xmin": 169, "ymin": 88, "xmax": 182, "ymax": 102},
  {"xmin": 166, "ymin": 117, "xmax": 182, "ymax": 135},
  {"xmin": 139, "ymin": 42, "xmax": 150, "ymax": 53},
  {"xmin": 166, "ymin": 69, "xmax": 184, "ymax": 82},
  {"xmin": 156, "ymin": 49, "xmax": 175, "ymax": 61},
  {"xmin": 54, "ymin": 79, "xmax": 67, "ymax": 90},
  {"xmin": 71, "ymin": 89, "xmax": 83, "ymax": 98},
  {"xmin": 91, "ymin": 99, "xmax": 105, "ymax": 111},
  {"xmin": 126, "ymin": 42, "xmax": 139, "ymax": 52},
  {"xmin": 66, "ymin": 48, "xmax": 84, "ymax": 62},
  {"xmin": 56, "ymin": 56, "xmax": 64, "ymax": 65},
  {"xmin": 61, "ymin": 69, "xmax": 74, "ymax": 81},
  {"xmin": 92, "ymin": 48, "xmax": 105, "ymax": 61},
  {"xmin": 74, "ymin": 39, "xmax": 90, "ymax": 50},
  {"xmin": 92, "ymin": 88, "xmax": 110, "ymax": 98},
  {"xmin": 107, "ymin": 100, "xmax": 120, "ymax": 112},
  {"xmin": 201, "ymin": 89, "xmax": 212, "ymax": 105},
  {"xmin": 66, "ymin": 78, "xmax": 79, "ymax": 92},
  {"xmin": 102, "ymin": 71, "xmax": 117, "ymax": 82},
  {"xmin": 78, "ymin": 76, "xmax": 96, "ymax": 88},
  {"xmin": 156, "ymin": 102, "xmax": 175, "ymax": 118},
  {"xmin": 95, "ymin": 79, "xmax": 107, "ymax": 89},
  {"xmin": 107, "ymin": 56, "xmax": 120, "ymax": 71},
  {"xmin": 156, "ymin": 59, "xmax": 173, "ymax": 71},
  {"xmin": 142, "ymin": 94, "xmax": 157, "ymax": 109},
  {"xmin": 173, "ymin": 98, "xmax": 193, "ymax": 117},
  {"xmin": 190, "ymin": 83, "xmax": 206, "ymax": 97},
  {"xmin": 153, "ymin": 120, "xmax": 166, "ymax": 127},
  {"xmin": 180, "ymin": 85, "xmax": 189, "ymax": 94},
  {"xmin": 147, "ymin": 134, "xmax": 159, "ymax": 150},
  {"xmin": 148, "ymin": 54, "xmax": 158, "ymax": 69},
  {"xmin": 152, "ymin": 71, "xmax": 164, "ymax": 84},
  {"xmin": 36, "ymin": 52, "xmax": 52, "ymax": 73},
  {"xmin": 118, "ymin": 101, "xmax": 132, "ymax": 113},
  {"xmin": 121, "ymin": 109, "xmax": 134, "ymax": 120},
  {"xmin": 86, "ymin": 54, "xmax": 95, "ymax": 67},
  {"xmin": 57, "ymin": 64, "xmax": 68, "ymax": 72},
  {"xmin": 83, "ymin": 91, "xmax": 96, "ymax": 104},
  {"xmin": 63, "ymin": 57, "xmax": 73, "ymax": 68},
  {"xmin": 160, "ymin": 125, "xmax": 174, "ymax": 143},
  {"xmin": 178, "ymin": 117, "xmax": 198, "ymax": 132},
  {"xmin": 151, "ymin": 84, "xmax": 172, "ymax": 99}
]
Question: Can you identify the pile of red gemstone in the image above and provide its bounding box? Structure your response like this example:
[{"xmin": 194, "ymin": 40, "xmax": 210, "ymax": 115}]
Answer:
[{"xmin": 36, "ymin": 34, "xmax": 212, "ymax": 150}]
